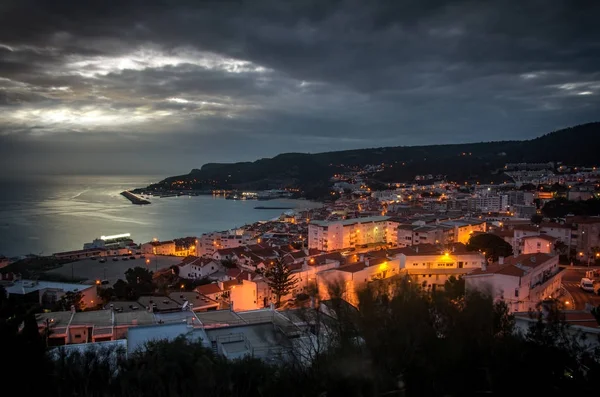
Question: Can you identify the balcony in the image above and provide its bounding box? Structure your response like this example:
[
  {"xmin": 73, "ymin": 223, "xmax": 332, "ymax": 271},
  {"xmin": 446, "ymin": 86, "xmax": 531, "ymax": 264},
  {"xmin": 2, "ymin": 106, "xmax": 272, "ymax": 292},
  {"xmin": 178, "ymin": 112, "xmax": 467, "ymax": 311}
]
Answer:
[{"xmin": 530, "ymin": 267, "xmax": 563, "ymax": 291}]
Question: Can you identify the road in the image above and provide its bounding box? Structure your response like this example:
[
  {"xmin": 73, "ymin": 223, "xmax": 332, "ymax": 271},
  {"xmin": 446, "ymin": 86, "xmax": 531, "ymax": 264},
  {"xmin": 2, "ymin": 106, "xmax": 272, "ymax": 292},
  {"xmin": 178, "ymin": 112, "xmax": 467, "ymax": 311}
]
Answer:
[
  {"xmin": 45, "ymin": 254, "xmax": 182, "ymax": 285},
  {"xmin": 560, "ymin": 267, "xmax": 600, "ymax": 310}
]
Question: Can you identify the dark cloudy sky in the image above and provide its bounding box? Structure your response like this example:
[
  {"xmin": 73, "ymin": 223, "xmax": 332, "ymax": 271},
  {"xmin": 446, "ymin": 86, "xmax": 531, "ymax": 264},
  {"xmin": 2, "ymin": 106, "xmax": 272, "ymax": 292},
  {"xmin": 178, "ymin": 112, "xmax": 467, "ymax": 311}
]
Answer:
[{"xmin": 1, "ymin": 0, "xmax": 599, "ymax": 176}]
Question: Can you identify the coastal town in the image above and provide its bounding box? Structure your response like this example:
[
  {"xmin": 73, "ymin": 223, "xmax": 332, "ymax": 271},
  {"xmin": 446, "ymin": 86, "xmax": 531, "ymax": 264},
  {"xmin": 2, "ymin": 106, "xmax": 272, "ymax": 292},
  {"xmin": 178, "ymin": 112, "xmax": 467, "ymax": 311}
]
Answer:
[{"xmin": 1, "ymin": 160, "xmax": 600, "ymax": 360}]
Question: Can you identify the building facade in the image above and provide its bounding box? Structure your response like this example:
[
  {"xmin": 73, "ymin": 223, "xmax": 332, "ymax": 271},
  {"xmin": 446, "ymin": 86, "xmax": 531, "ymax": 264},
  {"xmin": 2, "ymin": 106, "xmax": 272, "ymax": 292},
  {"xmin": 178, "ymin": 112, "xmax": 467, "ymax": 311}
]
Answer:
[
  {"xmin": 464, "ymin": 254, "xmax": 562, "ymax": 312},
  {"xmin": 308, "ymin": 216, "xmax": 390, "ymax": 251}
]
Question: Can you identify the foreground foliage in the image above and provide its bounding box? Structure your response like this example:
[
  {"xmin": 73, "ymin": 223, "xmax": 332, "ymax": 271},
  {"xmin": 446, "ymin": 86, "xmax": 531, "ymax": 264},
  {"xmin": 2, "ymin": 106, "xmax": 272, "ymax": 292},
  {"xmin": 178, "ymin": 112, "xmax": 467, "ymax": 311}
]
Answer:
[{"xmin": 1, "ymin": 278, "xmax": 599, "ymax": 396}]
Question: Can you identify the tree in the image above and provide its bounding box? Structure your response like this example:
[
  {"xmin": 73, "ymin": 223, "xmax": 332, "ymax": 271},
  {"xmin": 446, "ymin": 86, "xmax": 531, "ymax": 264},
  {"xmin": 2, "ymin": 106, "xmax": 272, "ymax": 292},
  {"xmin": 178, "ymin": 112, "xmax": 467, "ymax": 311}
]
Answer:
[
  {"xmin": 554, "ymin": 240, "xmax": 568, "ymax": 255},
  {"xmin": 124, "ymin": 267, "xmax": 155, "ymax": 298},
  {"xmin": 265, "ymin": 258, "xmax": 298, "ymax": 307},
  {"xmin": 530, "ymin": 214, "xmax": 543, "ymax": 225},
  {"xmin": 221, "ymin": 258, "xmax": 237, "ymax": 269},
  {"xmin": 55, "ymin": 291, "xmax": 85, "ymax": 312},
  {"xmin": 97, "ymin": 287, "xmax": 115, "ymax": 304},
  {"xmin": 442, "ymin": 275, "xmax": 465, "ymax": 301},
  {"xmin": 467, "ymin": 233, "xmax": 513, "ymax": 261},
  {"xmin": 113, "ymin": 279, "xmax": 131, "ymax": 300}
]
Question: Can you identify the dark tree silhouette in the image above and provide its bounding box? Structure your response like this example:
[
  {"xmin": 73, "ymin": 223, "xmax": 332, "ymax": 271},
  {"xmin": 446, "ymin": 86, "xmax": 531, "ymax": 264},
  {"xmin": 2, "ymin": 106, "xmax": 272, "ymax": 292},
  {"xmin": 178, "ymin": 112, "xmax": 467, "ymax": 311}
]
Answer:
[
  {"xmin": 531, "ymin": 214, "xmax": 543, "ymax": 225},
  {"xmin": 467, "ymin": 233, "xmax": 513, "ymax": 261},
  {"xmin": 124, "ymin": 267, "xmax": 155, "ymax": 298},
  {"xmin": 55, "ymin": 291, "xmax": 85, "ymax": 312},
  {"xmin": 265, "ymin": 258, "xmax": 298, "ymax": 307}
]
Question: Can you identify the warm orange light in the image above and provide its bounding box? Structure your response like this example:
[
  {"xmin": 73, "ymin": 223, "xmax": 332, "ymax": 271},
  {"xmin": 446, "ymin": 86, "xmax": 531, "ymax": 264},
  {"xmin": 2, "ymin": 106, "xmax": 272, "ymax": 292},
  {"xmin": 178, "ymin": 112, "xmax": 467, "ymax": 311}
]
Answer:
[
  {"xmin": 95, "ymin": 280, "xmax": 101, "ymax": 285},
  {"xmin": 180, "ymin": 284, "xmax": 185, "ymax": 289}
]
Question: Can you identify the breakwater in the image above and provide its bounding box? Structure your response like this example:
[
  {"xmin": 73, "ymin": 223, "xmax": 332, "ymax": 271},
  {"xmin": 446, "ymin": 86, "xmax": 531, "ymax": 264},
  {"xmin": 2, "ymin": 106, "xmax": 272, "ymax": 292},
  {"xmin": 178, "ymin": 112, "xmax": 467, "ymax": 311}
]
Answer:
[{"xmin": 121, "ymin": 191, "xmax": 151, "ymax": 205}]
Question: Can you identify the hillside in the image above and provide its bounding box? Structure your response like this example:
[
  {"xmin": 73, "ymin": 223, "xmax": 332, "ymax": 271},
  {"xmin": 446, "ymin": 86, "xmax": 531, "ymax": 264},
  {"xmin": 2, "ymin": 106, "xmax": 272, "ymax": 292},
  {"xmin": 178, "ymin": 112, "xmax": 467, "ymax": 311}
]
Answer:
[{"xmin": 145, "ymin": 122, "xmax": 600, "ymax": 196}]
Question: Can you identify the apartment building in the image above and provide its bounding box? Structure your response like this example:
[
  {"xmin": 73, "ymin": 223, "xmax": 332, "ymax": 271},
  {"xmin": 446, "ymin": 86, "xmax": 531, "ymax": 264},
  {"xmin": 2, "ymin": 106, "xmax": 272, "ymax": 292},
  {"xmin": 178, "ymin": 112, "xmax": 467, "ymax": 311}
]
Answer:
[
  {"xmin": 196, "ymin": 230, "xmax": 253, "ymax": 257},
  {"xmin": 396, "ymin": 224, "xmax": 449, "ymax": 247},
  {"xmin": 308, "ymin": 216, "xmax": 390, "ymax": 251},
  {"xmin": 468, "ymin": 195, "xmax": 508, "ymax": 213},
  {"xmin": 539, "ymin": 222, "xmax": 572, "ymax": 247},
  {"xmin": 568, "ymin": 216, "xmax": 600, "ymax": 261},
  {"xmin": 441, "ymin": 219, "xmax": 487, "ymax": 244},
  {"xmin": 464, "ymin": 253, "xmax": 562, "ymax": 313}
]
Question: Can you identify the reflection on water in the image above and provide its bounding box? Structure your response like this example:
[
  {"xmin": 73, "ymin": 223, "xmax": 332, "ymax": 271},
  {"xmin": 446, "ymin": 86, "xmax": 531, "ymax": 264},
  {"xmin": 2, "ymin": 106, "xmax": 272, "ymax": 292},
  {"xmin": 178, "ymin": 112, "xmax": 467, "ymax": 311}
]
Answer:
[{"xmin": 0, "ymin": 175, "xmax": 321, "ymax": 256}]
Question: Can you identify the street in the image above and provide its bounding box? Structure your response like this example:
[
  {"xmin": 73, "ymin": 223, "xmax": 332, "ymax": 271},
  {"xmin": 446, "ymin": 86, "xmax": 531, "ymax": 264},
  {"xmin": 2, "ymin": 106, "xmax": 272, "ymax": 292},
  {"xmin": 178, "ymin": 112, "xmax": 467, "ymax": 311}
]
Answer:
[
  {"xmin": 560, "ymin": 267, "xmax": 600, "ymax": 310},
  {"xmin": 44, "ymin": 254, "xmax": 182, "ymax": 285}
]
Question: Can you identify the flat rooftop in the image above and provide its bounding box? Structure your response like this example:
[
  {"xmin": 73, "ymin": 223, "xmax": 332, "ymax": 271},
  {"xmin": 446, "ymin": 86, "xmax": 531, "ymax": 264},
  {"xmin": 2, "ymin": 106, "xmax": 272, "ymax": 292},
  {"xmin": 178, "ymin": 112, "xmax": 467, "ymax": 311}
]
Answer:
[
  {"xmin": 69, "ymin": 310, "xmax": 113, "ymax": 327},
  {"xmin": 196, "ymin": 310, "xmax": 245, "ymax": 327},
  {"xmin": 114, "ymin": 311, "xmax": 155, "ymax": 327},
  {"xmin": 310, "ymin": 216, "xmax": 390, "ymax": 227},
  {"xmin": 6, "ymin": 280, "xmax": 94, "ymax": 295},
  {"xmin": 36, "ymin": 311, "xmax": 74, "ymax": 327}
]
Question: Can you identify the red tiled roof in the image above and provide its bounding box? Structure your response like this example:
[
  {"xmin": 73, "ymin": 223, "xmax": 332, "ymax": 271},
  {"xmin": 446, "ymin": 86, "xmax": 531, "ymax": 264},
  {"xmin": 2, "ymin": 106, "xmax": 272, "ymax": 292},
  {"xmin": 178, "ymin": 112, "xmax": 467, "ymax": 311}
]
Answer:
[
  {"xmin": 222, "ymin": 279, "xmax": 243, "ymax": 290},
  {"xmin": 399, "ymin": 243, "xmax": 469, "ymax": 256},
  {"xmin": 468, "ymin": 253, "xmax": 556, "ymax": 277},
  {"xmin": 513, "ymin": 225, "xmax": 540, "ymax": 232},
  {"xmin": 195, "ymin": 283, "xmax": 222, "ymax": 295},
  {"xmin": 215, "ymin": 248, "xmax": 241, "ymax": 256},
  {"xmin": 226, "ymin": 268, "xmax": 254, "ymax": 281},
  {"xmin": 502, "ymin": 253, "xmax": 555, "ymax": 269},
  {"xmin": 289, "ymin": 250, "xmax": 308, "ymax": 259},
  {"xmin": 491, "ymin": 230, "xmax": 514, "ymax": 238},
  {"xmin": 468, "ymin": 264, "xmax": 525, "ymax": 277},
  {"xmin": 540, "ymin": 222, "xmax": 572, "ymax": 229}
]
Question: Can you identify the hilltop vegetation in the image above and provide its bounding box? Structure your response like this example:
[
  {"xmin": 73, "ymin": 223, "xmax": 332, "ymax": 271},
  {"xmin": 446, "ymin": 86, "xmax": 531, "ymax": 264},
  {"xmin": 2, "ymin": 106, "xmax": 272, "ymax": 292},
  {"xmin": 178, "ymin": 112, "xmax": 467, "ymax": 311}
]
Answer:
[{"xmin": 145, "ymin": 122, "xmax": 600, "ymax": 197}]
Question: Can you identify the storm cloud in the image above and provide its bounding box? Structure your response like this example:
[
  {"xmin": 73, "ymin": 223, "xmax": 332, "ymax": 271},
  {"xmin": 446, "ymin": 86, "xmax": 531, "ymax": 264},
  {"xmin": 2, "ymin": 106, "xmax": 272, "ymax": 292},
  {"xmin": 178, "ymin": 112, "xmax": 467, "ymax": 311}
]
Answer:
[{"xmin": 0, "ymin": 0, "xmax": 599, "ymax": 176}]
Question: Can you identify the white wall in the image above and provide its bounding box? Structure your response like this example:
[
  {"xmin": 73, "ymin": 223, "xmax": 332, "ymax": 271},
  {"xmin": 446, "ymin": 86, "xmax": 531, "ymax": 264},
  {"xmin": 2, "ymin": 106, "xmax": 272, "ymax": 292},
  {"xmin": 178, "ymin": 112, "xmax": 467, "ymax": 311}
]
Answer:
[{"xmin": 230, "ymin": 280, "xmax": 258, "ymax": 311}]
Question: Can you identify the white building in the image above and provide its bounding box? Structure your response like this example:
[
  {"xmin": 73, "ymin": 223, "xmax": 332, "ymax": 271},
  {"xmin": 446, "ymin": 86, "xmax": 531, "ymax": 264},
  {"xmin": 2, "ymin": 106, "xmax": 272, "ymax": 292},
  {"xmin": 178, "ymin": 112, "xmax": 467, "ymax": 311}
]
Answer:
[
  {"xmin": 393, "ymin": 245, "xmax": 486, "ymax": 290},
  {"xmin": 308, "ymin": 216, "xmax": 390, "ymax": 251},
  {"xmin": 464, "ymin": 253, "xmax": 562, "ymax": 313},
  {"xmin": 196, "ymin": 230, "xmax": 254, "ymax": 257},
  {"xmin": 519, "ymin": 235, "xmax": 555, "ymax": 255},
  {"xmin": 317, "ymin": 257, "xmax": 401, "ymax": 305},
  {"xmin": 141, "ymin": 240, "xmax": 176, "ymax": 256},
  {"xmin": 5, "ymin": 279, "xmax": 98, "ymax": 309},
  {"xmin": 539, "ymin": 222, "xmax": 572, "ymax": 248},
  {"xmin": 396, "ymin": 224, "xmax": 448, "ymax": 247},
  {"xmin": 439, "ymin": 219, "xmax": 487, "ymax": 244},
  {"xmin": 177, "ymin": 256, "xmax": 224, "ymax": 280}
]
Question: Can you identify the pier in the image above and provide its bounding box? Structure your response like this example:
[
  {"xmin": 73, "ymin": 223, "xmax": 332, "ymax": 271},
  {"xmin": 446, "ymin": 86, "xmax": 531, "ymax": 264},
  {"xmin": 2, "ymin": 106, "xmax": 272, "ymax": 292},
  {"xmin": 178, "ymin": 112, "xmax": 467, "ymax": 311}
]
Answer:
[{"xmin": 121, "ymin": 191, "xmax": 151, "ymax": 205}]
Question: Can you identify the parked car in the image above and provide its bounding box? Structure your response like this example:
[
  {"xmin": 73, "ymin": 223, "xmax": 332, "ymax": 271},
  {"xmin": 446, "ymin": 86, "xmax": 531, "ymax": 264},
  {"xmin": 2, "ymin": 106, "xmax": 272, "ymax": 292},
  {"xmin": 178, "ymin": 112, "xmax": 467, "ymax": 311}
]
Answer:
[
  {"xmin": 129, "ymin": 256, "xmax": 136, "ymax": 260},
  {"xmin": 112, "ymin": 257, "xmax": 119, "ymax": 262},
  {"xmin": 580, "ymin": 278, "xmax": 595, "ymax": 292},
  {"xmin": 122, "ymin": 257, "xmax": 128, "ymax": 261},
  {"xmin": 99, "ymin": 258, "xmax": 106, "ymax": 263}
]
